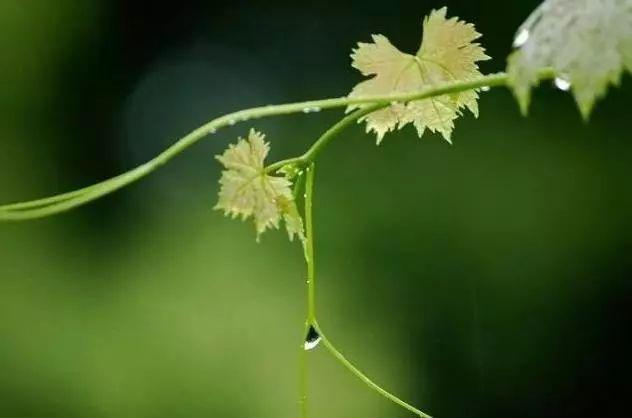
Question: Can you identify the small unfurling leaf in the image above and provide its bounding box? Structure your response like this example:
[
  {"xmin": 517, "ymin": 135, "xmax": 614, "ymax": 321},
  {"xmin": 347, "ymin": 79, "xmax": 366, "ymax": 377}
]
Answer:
[
  {"xmin": 507, "ymin": 0, "xmax": 632, "ymax": 118},
  {"xmin": 348, "ymin": 7, "xmax": 490, "ymax": 144},
  {"xmin": 215, "ymin": 129, "xmax": 304, "ymax": 242}
]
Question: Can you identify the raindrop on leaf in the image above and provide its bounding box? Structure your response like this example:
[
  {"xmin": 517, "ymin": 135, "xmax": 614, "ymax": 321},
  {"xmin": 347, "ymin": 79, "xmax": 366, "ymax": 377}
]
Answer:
[
  {"xmin": 513, "ymin": 29, "xmax": 530, "ymax": 48},
  {"xmin": 554, "ymin": 76, "xmax": 571, "ymax": 91}
]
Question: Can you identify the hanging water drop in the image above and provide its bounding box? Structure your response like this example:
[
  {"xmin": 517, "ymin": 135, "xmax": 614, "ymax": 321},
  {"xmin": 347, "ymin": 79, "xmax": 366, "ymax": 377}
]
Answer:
[
  {"xmin": 512, "ymin": 29, "xmax": 530, "ymax": 48},
  {"xmin": 554, "ymin": 77, "xmax": 571, "ymax": 91},
  {"xmin": 304, "ymin": 325, "xmax": 321, "ymax": 351},
  {"xmin": 228, "ymin": 119, "xmax": 236, "ymax": 126},
  {"xmin": 209, "ymin": 128, "xmax": 217, "ymax": 134},
  {"xmin": 480, "ymin": 86, "xmax": 490, "ymax": 92}
]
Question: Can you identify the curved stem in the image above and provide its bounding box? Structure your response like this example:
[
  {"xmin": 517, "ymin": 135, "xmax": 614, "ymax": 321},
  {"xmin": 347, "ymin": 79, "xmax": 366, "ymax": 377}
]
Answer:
[
  {"xmin": 302, "ymin": 105, "xmax": 381, "ymax": 163},
  {"xmin": 302, "ymin": 161, "xmax": 430, "ymax": 417},
  {"xmin": 2, "ymin": 184, "xmax": 98, "ymax": 211},
  {"xmin": 315, "ymin": 322, "xmax": 432, "ymax": 418},
  {"xmin": 266, "ymin": 106, "xmax": 379, "ymax": 177},
  {"xmin": 0, "ymin": 69, "xmax": 556, "ymax": 222},
  {"xmin": 0, "ymin": 163, "xmax": 153, "ymax": 220}
]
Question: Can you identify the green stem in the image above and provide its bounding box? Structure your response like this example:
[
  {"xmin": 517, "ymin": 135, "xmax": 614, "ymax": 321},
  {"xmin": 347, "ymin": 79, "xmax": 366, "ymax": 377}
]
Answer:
[
  {"xmin": 299, "ymin": 325, "xmax": 309, "ymax": 418},
  {"xmin": 305, "ymin": 163, "xmax": 317, "ymax": 322},
  {"xmin": 265, "ymin": 107, "xmax": 378, "ymax": 175},
  {"xmin": 302, "ymin": 161, "xmax": 431, "ymax": 417},
  {"xmin": 0, "ymin": 69, "xmax": 556, "ymax": 222},
  {"xmin": 299, "ymin": 163, "xmax": 317, "ymax": 418},
  {"xmin": 2, "ymin": 184, "xmax": 97, "ymax": 211},
  {"xmin": 302, "ymin": 105, "xmax": 381, "ymax": 163},
  {"xmin": 0, "ymin": 163, "xmax": 153, "ymax": 220},
  {"xmin": 315, "ymin": 323, "xmax": 432, "ymax": 418}
]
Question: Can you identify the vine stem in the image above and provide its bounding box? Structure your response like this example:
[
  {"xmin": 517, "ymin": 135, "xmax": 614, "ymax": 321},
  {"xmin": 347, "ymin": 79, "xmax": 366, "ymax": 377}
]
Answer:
[
  {"xmin": 314, "ymin": 322, "xmax": 433, "ymax": 418},
  {"xmin": 299, "ymin": 330, "xmax": 308, "ymax": 418},
  {"xmin": 305, "ymin": 164, "xmax": 317, "ymax": 323},
  {"xmin": 299, "ymin": 162, "xmax": 317, "ymax": 418},
  {"xmin": 302, "ymin": 162, "xmax": 432, "ymax": 418},
  {"xmin": 0, "ymin": 69, "xmax": 556, "ymax": 221},
  {"xmin": 266, "ymin": 105, "xmax": 381, "ymax": 174}
]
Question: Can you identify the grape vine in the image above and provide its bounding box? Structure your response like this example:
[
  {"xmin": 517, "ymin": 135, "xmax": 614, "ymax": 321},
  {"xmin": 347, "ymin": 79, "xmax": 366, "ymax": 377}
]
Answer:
[{"xmin": 1, "ymin": 1, "xmax": 629, "ymax": 416}]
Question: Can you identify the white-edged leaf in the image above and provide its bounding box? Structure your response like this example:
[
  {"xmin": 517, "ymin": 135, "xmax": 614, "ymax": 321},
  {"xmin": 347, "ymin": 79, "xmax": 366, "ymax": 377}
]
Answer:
[
  {"xmin": 507, "ymin": 0, "xmax": 632, "ymax": 118},
  {"xmin": 348, "ymin": 7, "xmax": 490, "ymax": 144},
  {"xmin": 215, "ymin": 129, "xmax": 304, "ymax": 242}
]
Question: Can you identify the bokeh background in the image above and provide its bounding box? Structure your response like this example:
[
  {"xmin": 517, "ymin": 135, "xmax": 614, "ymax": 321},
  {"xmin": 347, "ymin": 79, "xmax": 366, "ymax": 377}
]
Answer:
[{"xmin": 1, "ymin": 1, "xmax": 630, "ymax": 417}]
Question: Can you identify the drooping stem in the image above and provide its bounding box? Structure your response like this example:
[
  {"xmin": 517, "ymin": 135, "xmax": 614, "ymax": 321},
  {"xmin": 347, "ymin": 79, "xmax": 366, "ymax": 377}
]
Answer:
[
  {"xmin": 315, "ymin": 323, "xmax": 432, "ymax": 418},
  {"xmin": 0, "ymin": 69, "xmax": 556, "ymax": 222},
  {"xmin": 301, "ymin": 161, "xmax": 431, "ymax": 417}
]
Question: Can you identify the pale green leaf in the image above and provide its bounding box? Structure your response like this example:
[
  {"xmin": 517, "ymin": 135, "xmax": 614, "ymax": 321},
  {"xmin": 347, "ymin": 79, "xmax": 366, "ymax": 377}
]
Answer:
[
  {"xmin": 507, "ymin": 0, "xmax": 632, "ymax": 118},
  {"xmin": 215, "ymin": 129, "xmax": 304, "ymax": 242},
  {"xmin": 348, "ymin": 7, "xmax": 490, "ymax": 144}
]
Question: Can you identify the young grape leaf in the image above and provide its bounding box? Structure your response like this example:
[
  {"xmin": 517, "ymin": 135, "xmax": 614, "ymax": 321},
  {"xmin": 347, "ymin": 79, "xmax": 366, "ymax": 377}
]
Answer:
[
  {"xmin": 507, "ymin": 0, "xmax": 632, "ymax": 118},
  {"xmin": 215, "ymin": 129, "xmax": 304, "ymax": 242},
  {"xmin": 348, "ymin": 7, "xmax": 490, "ymax": 144}
]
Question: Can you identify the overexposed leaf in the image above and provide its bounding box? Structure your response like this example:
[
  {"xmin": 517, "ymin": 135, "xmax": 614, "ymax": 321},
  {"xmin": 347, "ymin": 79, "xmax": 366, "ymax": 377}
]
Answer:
[
  {"xmin": 507, "ymin": 0, "xmax": 632, "ymax": 118},
  {"xmin": 215, "ymin": 129, "xmax": 304, "ymax": 242},
  {"xmin": 348, "ymin": 7, "xmax": 490, "ymax": 144}
]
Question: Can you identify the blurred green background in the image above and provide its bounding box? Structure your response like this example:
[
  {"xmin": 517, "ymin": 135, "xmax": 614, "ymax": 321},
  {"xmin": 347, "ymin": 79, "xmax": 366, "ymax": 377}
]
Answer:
[{"xmin": 1, "ymin": 1, "xmax": 630, "ymax": 417}]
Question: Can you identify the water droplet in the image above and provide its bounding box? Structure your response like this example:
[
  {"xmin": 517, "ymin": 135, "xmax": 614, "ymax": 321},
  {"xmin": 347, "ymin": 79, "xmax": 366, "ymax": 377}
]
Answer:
[
  {"xmin": 304, "ymin": 325, "xmax": 321, "ymax": 351},
  {"xmin": 513, "ymin": 29, "xmax": 530, "ymax": 48},
  {"xmin": 209, "ymin": 128, "xmax": 217, "ymax": 134},
  {"xmin": 480, "ymin": 86, "xmax": 490, "ymax": 92},
  {"xmin": 554, "ymin": 77, "xmax": 571, "ymax": 91},
  {"xmin": 228, "ymin": 119, "xmax": 236, "ymax": 126},
  {"xmin": 302, "ymin": 106, "xmax": 321, "ymax": 113}
]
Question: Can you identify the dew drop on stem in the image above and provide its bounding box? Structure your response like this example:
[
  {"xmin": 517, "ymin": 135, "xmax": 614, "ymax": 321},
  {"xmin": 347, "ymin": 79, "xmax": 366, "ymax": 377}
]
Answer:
[{"xmin": 304, "ymin": 325, "xmax": 321, "ymax": 351}]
